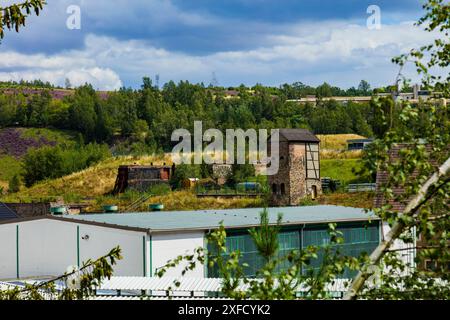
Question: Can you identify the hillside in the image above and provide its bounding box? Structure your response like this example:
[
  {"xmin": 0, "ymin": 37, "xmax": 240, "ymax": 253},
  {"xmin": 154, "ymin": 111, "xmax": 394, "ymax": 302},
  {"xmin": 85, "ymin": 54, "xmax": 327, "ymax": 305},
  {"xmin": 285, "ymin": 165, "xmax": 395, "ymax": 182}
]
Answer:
[
  {"xmin": 0, "ymin": 127, "xmax": 77, "ymax": 189},
  {"xmin": 0, "ymin": 132, "xmax": 374, "ymax": 210}
]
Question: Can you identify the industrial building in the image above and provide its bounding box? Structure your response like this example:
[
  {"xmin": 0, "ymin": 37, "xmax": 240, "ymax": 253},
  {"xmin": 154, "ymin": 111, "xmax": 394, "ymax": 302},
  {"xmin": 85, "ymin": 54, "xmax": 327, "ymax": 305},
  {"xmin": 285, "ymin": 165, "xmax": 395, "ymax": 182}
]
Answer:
[{"xmin": 0, "ymin": 205, "xmax": 414, "ymax": 281}]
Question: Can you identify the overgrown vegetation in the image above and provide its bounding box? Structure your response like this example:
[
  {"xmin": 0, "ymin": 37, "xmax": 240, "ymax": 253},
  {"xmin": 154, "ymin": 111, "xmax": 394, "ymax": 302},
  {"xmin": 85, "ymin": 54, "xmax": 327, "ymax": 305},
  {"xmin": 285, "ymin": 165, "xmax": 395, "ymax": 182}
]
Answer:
[{"xmin": 21, "ymin": 143, "xmax": 111, "ymax": 187}]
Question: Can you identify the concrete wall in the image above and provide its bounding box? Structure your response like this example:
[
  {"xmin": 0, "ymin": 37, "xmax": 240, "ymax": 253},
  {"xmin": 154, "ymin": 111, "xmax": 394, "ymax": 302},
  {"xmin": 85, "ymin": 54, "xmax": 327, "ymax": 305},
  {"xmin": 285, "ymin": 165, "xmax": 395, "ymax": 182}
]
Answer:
[
  {"xmin": 151, "ymin": 231, "xmax": 205, "ymax": 278},
  {"xmin": 0, "ymin": 219, "xmax": 147, "ymax": 280}
]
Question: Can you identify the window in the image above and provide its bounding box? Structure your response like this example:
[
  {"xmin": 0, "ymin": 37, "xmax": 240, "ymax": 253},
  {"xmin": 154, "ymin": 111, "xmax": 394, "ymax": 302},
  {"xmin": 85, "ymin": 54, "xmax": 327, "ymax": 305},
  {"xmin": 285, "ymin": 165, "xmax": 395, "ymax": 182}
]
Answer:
[
  {"xmin": 280, "ymin": 183, "xmax": 286, "ymax": 195},
  {"xmin": 272, "ymin": 183, "xmax": 277, "ymax": 195},
  {"xmin": 311, "ymin": 185, "xmax": 317, "ymax": 200},
  {"xmin": 425, "ymin": 260, "xmax": 437, "ymax": 271}
]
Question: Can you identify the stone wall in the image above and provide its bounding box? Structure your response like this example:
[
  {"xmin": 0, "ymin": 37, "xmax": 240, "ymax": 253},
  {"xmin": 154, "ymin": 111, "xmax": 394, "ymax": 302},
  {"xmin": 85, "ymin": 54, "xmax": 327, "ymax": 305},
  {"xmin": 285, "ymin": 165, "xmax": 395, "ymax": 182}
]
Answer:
[
  {"xmin": 268, "ymin": 141, "xmax": 322, "ymax": 206},
  {"xmin": 268, "ymin": 141, "xmax": 292, "ymax": 206},
  {"xmin": 5, "ymin": 203, "xmax": 50, "ymax": 218},
  {"xmin": 288, "ymin": 143, "xmax": 308, "ymax": 206}
]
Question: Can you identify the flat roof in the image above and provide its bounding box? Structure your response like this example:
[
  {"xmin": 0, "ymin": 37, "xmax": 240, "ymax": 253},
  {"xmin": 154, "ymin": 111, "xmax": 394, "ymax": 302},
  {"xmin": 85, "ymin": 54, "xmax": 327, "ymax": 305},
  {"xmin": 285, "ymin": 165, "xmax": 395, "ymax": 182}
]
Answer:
[
  {"xmin": 65, "ymin": 205, "xmax": 376, "ymax": 233},
  {"xmin": 347, "ymin": 139, "xmax": 374, "ymax": 143}
]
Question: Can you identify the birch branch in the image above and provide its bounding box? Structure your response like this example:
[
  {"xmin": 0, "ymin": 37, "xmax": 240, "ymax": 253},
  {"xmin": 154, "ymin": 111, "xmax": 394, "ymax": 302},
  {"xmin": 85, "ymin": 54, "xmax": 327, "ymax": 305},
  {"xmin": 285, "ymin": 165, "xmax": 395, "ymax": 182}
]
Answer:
[{"xmin": 343, "ymin": 156, "xmax": 450, "ymax": 300}]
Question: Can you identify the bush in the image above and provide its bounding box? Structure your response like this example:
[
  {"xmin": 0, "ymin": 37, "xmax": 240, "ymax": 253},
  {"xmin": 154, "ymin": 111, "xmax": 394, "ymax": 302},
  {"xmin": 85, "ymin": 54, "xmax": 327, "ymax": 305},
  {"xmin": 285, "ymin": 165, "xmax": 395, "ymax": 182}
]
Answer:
[
  {"xmin": 227, "ymin": 163, "xmax": 256, "ymax": 186},
  {"xmin": 147, "ymin": 183, "xmax": 171, "ymax": 196},
  {"xmin": 21, "ymin": 143, "xmax": 111, "ymax": 187},
  {"xmin": 8, "ymin": 174, "xmax": 21, "ymax": 193},
  {"xmin": 170, "ymin": 164, "xmax": 201, "ymax": 189}
]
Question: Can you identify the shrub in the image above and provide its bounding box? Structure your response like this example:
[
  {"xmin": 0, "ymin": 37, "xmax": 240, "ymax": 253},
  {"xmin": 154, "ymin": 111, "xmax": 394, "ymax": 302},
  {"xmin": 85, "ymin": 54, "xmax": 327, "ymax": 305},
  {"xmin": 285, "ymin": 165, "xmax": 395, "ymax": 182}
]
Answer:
[
  {"xmin": 21, "ymin": 143, "xmax": 111, "ymax": 187},
  {"xmin": 8, "ymin": 174, "xmax": 21, "ymax": 193}
]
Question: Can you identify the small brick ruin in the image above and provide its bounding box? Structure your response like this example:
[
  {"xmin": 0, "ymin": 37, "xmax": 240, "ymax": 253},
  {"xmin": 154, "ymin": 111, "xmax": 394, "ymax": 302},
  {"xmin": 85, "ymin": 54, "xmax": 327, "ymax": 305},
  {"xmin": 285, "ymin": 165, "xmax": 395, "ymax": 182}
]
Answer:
[
  {"xmin": 268, "ymin": 129, "xmax": 322, "ymax": 206},
  {"xmin": 113, "ymin": 164, "xmax": 174, "ymax": 194}
]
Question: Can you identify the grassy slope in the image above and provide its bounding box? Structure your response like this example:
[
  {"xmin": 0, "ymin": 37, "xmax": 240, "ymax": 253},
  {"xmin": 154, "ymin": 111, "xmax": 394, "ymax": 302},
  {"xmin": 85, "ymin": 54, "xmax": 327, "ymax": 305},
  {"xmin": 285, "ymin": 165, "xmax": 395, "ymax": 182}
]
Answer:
[
  {"xmin": 2, "ymin": 154, "xmax": 265, "ymax": 211},
  {"xmin": 20, "ymin": 127, "xmax": 77, "ymax": 145},
  {"xmin": 1, "ymin": 155, "xmax": 170, "ymax": 202},
  {"xmin": 0, "ymin": 128, "xmax": 77, "ymax": 190},
  {"xmin": 2, "ymin": 133, "xmax": 373, "ymax": 209}
]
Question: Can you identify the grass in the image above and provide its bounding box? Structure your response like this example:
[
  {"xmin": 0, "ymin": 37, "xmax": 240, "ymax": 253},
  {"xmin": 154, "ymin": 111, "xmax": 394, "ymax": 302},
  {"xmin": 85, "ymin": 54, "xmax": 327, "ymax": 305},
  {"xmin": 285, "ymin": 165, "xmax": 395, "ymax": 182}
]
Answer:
[
  {"xmin": 95, "ymin": 190, "xmax": 265, "ymax": 213},
  {"xmin": 20, "ymin": 127, "xmax": 77, "ymax": 146},
  {"xmin": 0, "ymin": 154, "xmax": 171, "ymax": 202},
  {"xmin": 317, "ymin": 134, "xmax": 367, "ymax": 151},
  {"xmin": 317, "ymin": 134, "xmax": 367, "ymax": 160},
  {"xmin": 0, "ymin": 155, "xmax": 22, "ymax": 182},
  {"xmin": 318, "ymin": 192, "xmax": 374, "ymax": 209},
  {"xmin": 321, "ymin": 159, "xmax": 372, "ymax": 185}
]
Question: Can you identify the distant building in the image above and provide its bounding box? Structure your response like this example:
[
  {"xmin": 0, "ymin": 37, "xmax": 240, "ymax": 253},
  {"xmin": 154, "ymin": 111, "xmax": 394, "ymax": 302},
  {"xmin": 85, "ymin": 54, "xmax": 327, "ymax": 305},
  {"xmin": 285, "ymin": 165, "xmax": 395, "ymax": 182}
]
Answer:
[
  {"xmin": 113, "ymin": 164, "xmax": 174, "ymax": 194},
  {"xmin": 268, "ymin": 129, "xmax": 322, "ymax": 206},
  {"xmin": 0, "ymin": 205, "xmax": 414, "ymax": 280},
  {"xmin": 347, "ymin": 138, "xmax": 374, "ymax": 151}
]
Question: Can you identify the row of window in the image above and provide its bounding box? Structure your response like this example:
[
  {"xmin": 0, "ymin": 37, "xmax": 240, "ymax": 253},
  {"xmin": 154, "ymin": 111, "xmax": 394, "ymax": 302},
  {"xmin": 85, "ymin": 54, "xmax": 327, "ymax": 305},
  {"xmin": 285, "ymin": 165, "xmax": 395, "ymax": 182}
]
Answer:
[
  {"xmin": 208, "ymin": 225, "xmax": 380, "ymax": 278},
  {"xmin": 272, "ymin": 183, "xmax": 286, "ymax": 195}
]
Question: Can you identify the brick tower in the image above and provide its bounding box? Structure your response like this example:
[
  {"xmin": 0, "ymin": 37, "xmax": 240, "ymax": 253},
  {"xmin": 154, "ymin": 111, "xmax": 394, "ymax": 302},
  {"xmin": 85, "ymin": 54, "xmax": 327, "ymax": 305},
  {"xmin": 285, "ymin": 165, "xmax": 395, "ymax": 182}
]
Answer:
[{"xmin": 268, "ymin": 129, "xmax": 321, "ymax": 206}]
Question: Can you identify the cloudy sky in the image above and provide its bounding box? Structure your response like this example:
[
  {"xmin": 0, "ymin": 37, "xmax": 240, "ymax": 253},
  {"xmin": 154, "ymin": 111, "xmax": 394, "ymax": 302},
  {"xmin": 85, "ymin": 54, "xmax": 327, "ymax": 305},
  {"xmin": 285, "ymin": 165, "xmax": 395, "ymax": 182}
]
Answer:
[{"xmin": 0, "ymin": 0, "xmax": 439, "ymax": 90}]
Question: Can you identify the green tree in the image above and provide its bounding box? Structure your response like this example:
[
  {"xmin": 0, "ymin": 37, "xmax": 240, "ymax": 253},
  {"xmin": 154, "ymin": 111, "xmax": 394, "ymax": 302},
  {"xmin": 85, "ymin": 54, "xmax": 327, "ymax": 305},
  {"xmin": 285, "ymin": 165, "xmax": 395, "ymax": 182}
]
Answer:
[
  {"xmin": 358, "ymin": 80, "xmax": 372, "ymax": 95},
  {"xmin": 0, "ymin": 0, "xmax": 45, "ymax": 40},
  {"xmin": 8, "ymin": 174, "xmax": 21, "ymax": 193}
]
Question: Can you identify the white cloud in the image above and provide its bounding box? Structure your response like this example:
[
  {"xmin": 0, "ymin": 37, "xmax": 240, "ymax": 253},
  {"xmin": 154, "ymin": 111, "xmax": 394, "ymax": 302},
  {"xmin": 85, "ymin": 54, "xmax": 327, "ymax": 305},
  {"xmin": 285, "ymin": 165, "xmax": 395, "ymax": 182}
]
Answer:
[{"xmin": 0, "ymin": 20, "xmax": 443, "ymax": 89}]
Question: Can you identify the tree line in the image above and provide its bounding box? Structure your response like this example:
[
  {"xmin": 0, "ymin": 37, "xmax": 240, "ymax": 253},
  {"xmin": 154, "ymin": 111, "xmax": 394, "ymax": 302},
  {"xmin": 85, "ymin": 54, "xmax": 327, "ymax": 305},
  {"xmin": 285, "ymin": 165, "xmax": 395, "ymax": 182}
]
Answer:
[{"xmin": 0, "ymin": 79, "xmax": 399, "ymax": 154}]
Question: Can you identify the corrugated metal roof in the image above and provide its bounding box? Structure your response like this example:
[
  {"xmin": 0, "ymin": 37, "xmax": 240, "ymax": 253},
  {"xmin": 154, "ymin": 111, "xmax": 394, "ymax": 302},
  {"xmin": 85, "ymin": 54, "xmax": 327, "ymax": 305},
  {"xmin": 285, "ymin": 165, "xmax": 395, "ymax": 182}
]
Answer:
[
  {"xmin": 98, "ymin": 276, "xmax": 351, "ymax": 293},
  {"xmin": 0, "ymin": 202, "xmax": 19, "ymax": 221},
  {"xmin": 66, "ymin": 206, "xmax": 376, "ymax": 232},
  {"xmin": 91, "ymin": 295, "xmax": 231, "ymax": 300}
]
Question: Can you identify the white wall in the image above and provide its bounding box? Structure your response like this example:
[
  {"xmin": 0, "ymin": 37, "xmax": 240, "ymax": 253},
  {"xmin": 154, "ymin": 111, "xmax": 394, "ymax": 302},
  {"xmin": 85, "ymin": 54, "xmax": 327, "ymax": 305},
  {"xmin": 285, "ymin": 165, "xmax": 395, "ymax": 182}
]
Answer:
[
  {"xmin": 152, "ymin": 231, "xmax": 205, "ymax": 278},
  {"xmin": 382, "ymin": 222, "xmax": 416, "ymax": 271},
  {"xmin": 0, "ymin": 219, "xmax": 147, "ymax": 280},
  {"xmin": 0, "ymin": 224, "xmax": 16, "ymax": 279}
]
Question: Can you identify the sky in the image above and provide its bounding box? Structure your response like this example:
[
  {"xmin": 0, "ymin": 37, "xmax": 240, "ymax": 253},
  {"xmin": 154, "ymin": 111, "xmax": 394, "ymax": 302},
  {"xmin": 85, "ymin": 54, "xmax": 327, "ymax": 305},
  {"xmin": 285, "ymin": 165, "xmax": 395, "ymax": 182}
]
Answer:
[{"xmin": 0, "ymin": 0, "xmax": 441, "ymax": 90}]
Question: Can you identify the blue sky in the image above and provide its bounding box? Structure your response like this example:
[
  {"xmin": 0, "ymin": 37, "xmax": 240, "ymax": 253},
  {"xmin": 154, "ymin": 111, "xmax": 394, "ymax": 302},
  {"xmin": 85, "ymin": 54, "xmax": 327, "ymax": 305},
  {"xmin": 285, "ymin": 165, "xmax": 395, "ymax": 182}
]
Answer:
[{"xmin": 0, "ymin": 0, "xmax": 439, "ymax": 90}]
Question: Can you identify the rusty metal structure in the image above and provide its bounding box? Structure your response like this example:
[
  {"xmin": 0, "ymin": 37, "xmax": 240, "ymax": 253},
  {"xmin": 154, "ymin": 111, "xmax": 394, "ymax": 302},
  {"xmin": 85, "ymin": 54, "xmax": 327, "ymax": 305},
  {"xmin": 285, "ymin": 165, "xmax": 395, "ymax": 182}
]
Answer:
[{"xmin": 112, "ymin": 164, "xmax": 174, "ymax": 194}]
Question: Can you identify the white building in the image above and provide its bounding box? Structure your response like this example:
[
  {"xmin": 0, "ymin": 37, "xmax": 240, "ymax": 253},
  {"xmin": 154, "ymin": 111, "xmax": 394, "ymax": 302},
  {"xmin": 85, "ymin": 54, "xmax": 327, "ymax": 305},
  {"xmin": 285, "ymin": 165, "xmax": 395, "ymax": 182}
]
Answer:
[{"xmin": 0, "ymin": 205, "xmax": 415, "ymax": 281}]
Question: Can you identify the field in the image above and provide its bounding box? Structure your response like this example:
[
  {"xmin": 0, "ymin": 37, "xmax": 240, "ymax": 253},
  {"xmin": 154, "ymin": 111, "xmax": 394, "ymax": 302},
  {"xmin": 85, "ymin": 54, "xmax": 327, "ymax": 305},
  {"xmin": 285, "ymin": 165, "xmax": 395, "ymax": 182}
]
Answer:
[
  {"xmin": 317, "ymin": 134, "xmax": 366, "ymax": 151},
  {"xmin": 320, "ymin": 159, "xmax": 372, "ymax": 184},
  {"xmin": 317, "ymin": 134, "xmax": 365, "ymax": 159}
]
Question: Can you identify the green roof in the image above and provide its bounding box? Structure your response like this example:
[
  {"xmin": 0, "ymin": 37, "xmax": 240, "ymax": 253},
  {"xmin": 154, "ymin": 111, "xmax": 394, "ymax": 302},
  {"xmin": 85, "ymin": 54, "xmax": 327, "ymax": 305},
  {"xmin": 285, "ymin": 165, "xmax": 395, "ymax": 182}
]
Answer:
[{"xmin": 66, "ymin": 205, "xmax": 376, "ymax": 233}]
